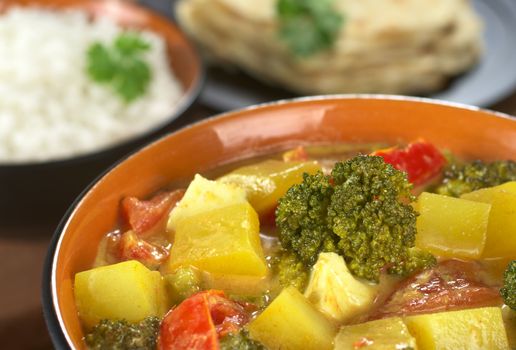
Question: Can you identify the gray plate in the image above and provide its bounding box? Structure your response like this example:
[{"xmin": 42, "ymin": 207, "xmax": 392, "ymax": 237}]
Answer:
[{"xmin": 160, "ymin": 0, "xmax": 516, "ymax": 111}]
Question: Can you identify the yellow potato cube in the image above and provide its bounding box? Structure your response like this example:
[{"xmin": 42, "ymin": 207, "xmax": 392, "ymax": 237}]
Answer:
[
  {"xmin": 168, "ymin": 174, "xmax": 247, "ymax": 231},
  {"xmin": 335, "ymin": 317, "xmax": 416, "ymax": 350},
  {"xmin": 218, "ymin": 160, "xmax": 321, "ymax": 215},
  {"xmin": 164, "ymin": 202, "xmax": 267, "ymax": 277},
  {"xmin": 248, "ymin": 286, "xmax": 336, "ymax": 350},
  {"xmin": 415, "ymin": 192, "xmax": 491, "ymax": 259},
  {"xmin": 304, "ymin": 253, "xmax": 377, "ymax": 323},
  {"xmin": 74, "ymin": 260, "xmax": 167, "ymax": 329},
  {"xmin": 461, "ymin": 181, "xmax": 516, "ymax": 258},
  {"xmin": 405, "ymin": 307, "xmax": 510, "ymax": 350}
]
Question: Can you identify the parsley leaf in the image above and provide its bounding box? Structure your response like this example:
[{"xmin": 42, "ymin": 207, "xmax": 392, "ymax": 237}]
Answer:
[
  {"xmin": 87, "ymin": 32, "xmax": 152, "ymax": 103},
  {"xmin": 277, "ymin": 0, "xmax": 343, "ymax": 57}
]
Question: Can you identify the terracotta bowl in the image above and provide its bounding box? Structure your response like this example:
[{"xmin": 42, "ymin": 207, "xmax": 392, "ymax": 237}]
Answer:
[
  {"xmin": 43, "ymin": 95, "xmax": 516, "ymax": 348},
  {"xmin": 0, "ymin": 0, "xmax": 203, "ymax": 226}
]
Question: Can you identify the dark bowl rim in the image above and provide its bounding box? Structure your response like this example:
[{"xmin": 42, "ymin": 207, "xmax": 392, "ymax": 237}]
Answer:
[
  {"xmin": 0, "ymin": 0, "xmax": 205, "ymax": 169},
  {"xmin": 41, "ymin": 94, "xmax": 516, "ymax": 349}
]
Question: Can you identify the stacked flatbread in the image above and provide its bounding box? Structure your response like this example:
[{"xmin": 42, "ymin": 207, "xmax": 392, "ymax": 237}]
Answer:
[{"xmin": 177, "ymin": 0, "xmax": 483, "ymax": 95}]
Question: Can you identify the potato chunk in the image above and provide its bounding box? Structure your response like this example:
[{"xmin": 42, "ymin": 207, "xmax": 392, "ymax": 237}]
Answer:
[
  {"xmin": 335, "ymin": 317, "xmax": 416, "ymax": 350},
  {"xmin": 248, "ymin": 286, "xmax": 336, "ymax": 350},
  {"xmin": 404, "ymin": 307, "xmax": 510, "ymax": 350},
  {"xmin": 304, "ymin": 252, "xmax": 377, "ymax": 323},
  {"xmin": 164, "ymin": 202, "xmax": 267, "ymax": 276},
  {"xmin": 415, "ymin": 192, "xmax": 490, "ymax": 259},
  {"xmin": 74, "ymin": 260, "xmax": 167, "ymax": 329},
  {"xmin": 461, "ymin": 181, "xmax": 516, "ymax": 258},
  {"xmin": 168, "ymin": 174, "xmax": 246, "ymax": 231},
  {"xmin": 218, "ymin": 160, "xmax": 321, "ymax": 215}
]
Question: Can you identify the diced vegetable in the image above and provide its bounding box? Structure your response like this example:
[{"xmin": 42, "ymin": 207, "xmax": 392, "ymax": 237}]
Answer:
[
  {"xmin": 304, "ymin": 253, "xmax": 377, "ymax": 323},
  {"xmin": 122, "ymin": 190, "xmax": 184, "ymax": 237},
  {"xmin": 334, "ymin": 317, "xmax": 416, "ymax": 350},
  {"xmin": 218, "ymin": 160, "xmax": 321, "ymax": 216},
  {"xmin": 502, "ymin": 306, "xmax": 516, "ymax": 348},
  {"xmin": 158, "ymin": 290, "xmax": 250, "ymax": 350},
  {"xmin": 74, "ymin": 260, "xmax": 167, "ymax": 329},
  {"xmin": 404, "ymin": 307, "xmax": 510, "ymax": 350},
  {"xmin": 168, "ymin": 174, "xmax": 247, "ymax": 231},
  {"xmin": 461, "ymin": 181, "xmax": 516, "ymax": 258},
  {"xmin": 247, "ymin": 286, "xmax": 336, "ymax": 350},
  {"xmin": 415, "ymin": 192, "xmax": 490, "ymax": 259},
  {"xmin": 164, "ymin": 266, "xmax": 203, "ymax": 306},
  {"xmin": 373, "ymin": 260, "xmax": 502, "ymax": 319},
  {"xmin": 372, "ymin": 140, "xmax": 446, "ymax": 185},
  {"xmin": 163, "ymin": 202, "xmax": 267, "ymax": 277}
]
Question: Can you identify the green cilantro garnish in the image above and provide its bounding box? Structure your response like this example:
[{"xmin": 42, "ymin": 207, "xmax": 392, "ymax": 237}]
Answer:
[
  {"xmin": 86, "ymin": 32, "xmax": 152, "ymax": 103},
  {"xmin": 277, "ymin": 0, "xmax": 344, "ymax": 57}
]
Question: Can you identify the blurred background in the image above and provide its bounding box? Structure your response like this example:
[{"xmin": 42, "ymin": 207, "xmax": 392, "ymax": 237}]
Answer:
[{"xmin": 1, "ymin": 0, "xmax": 516, "ymax": 348}]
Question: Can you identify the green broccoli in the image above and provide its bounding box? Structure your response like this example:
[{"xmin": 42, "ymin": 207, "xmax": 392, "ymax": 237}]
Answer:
[
  {"xmin": 274, "ymin": 250, "xmax": 310, "ymax": 291},
  {"xmin": 276, "ymin": 155, "xmax": 435, "ymax": 282},
  {"xmin": 436, "ymin": 160, "xmax": 516, "ymax": 197},
  {"xmin": 219, "ymin": 330, "xmax": 266, "ymax": 350},
  {"xmin": 501, "ymin": 260, "xmax": 516, "ymax": 310},
  {"xmin": 85, "ymin": 317, "xmax": 159, "ymax": 350},
  {"xmin": 164, "ymin": 266, "xmax": 203, "ymax": 305}
]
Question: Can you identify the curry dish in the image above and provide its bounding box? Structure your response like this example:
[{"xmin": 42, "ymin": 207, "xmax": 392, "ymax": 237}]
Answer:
[{"xmin": 73, "ymin": 141, "xmax": 516, "ymax": 349}]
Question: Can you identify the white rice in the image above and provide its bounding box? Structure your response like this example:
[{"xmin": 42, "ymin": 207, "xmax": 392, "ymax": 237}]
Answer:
[{"xmin": 0, "ymin": 7, "xmax": 184, "ymax": 163}]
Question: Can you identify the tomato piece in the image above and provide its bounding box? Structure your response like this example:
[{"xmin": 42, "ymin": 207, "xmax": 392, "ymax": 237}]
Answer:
[
  {"xmin": 206, "ymin": 293, "xmax": 249, "ymax": 337},
  {"xmin": 118, "ymin": 230, "xmax": 168, "ymax": 269},
  {"xmin": 158, "ymin": 292, "xmax": 219, "ymax": 350},
  {"xmin": 372, "ymin": 140, "xmax": 446, "ymax": 186},
  {"xmin": 158, "ymin": 290, "xmax": 251, "ymax": 350},
  {"xmin": 122, "ymin": 190, "xmax": 185, "ymax": 237},
  {"xmin": 372, "ymin": 260, "xmax": 502, "ymax": 319}
]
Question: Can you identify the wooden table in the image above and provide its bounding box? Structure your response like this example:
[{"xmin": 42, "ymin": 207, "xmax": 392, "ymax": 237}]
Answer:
[{"xmin": 1, "ymin": 96, "xmax": 515, "ymax": 349}]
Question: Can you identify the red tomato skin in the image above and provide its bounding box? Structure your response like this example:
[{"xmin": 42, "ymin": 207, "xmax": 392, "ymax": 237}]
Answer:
[
  {"xmin": 122, "ymin": 189, "xmax": 185, "ymax": 237},
  {"xmin": 372, "ymin": 260, "xmax": 502, "ymax": 319},
  {"xmin": 373, "ymin": 140, "xmax": 446, "ymax": 186},
  {"xmin": 158, "ymin": 292, "xmax": 220, "ymax": 350},
  {"xmin": 206, "ymin": 293, "xmax": 249, "ymax": 337},
  {"xmin": 158, "ymin": 290, "xmax": 251, "ymax": 350}
]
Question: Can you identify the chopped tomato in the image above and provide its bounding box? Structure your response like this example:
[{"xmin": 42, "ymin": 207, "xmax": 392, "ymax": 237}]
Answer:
[
  {"xmin": 122, "ymin": 189, "xmax": 185, "ymax": 237},
  {"xmin": 118, "ymin": 230, "xmax": 168, "ymax": 269},
  {"xmin": 372, "ymin": 140, "xmax": 446, "ymax": 186},
  {"xmin": 283, "ymin": 146, "xmax": 309, "ymax": 162},
  {"xmin": 158, "ymin": 292, "xmax": 219, "ymax": 350},
  {"xmin": 158, "ymin": 290, "xmax": 251, "ymax": 350},
  {"xmin": 372, "ymin": 260, "xmax": 502, "ymax": 319}
]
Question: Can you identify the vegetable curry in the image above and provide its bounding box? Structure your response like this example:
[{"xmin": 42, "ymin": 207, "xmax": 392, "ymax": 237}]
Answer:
[{"xmin": 74, "ymin": 141, "xmax": 516, "ymax": 350}]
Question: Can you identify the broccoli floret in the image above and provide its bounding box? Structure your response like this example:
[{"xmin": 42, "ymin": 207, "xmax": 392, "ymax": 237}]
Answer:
[
  {"xmin": 501, "ymin": 260, "xmax": 516, "ymax": 310},
  {"xmin": 276, "ymin": 171, "xmax": 338, "ymax": 265},
  {"xmin": 274, "ymin": 250, "xmax": 310, "ymax": 291},
  {"xmin": 276, "ymin": 155, "xmax": 435, "ymax": 282},
  {"xmin": 436, "ymin": 160, "xmax": 516, "ymax": 197},
  {"xmin": 85, "ymin": 317, "xmax": 159, "ymax": 350},
  {"xmin": 219, "ymin": 330, "xmax": 266, "ymax": 350},
  {"xmin": 164, "ymin": 266, "xmax": 202, "ymax": 305}
]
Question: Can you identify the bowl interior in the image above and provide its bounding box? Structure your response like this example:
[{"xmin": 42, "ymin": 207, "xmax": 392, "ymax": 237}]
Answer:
[
  {"xmin": 48, "ymin": 96, "xmax": 516, "ymax": 348},
  {"xmin": 0, "ymin": 0, "xmax": 203, "ymax": 225}
]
